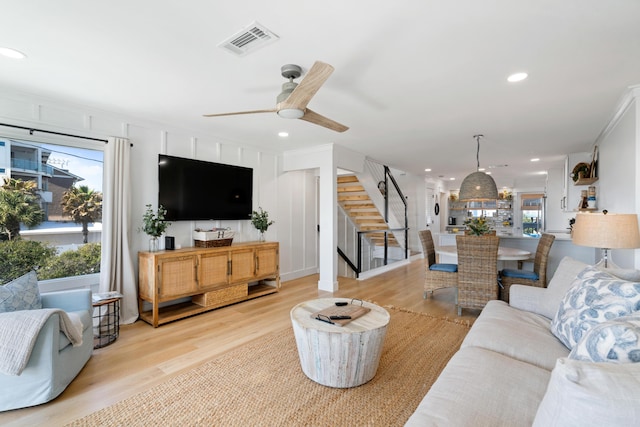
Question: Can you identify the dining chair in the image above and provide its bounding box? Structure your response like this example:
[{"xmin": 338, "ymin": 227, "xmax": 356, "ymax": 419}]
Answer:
[
  {"xmin": 456, "ymin": 234, "xmax": 500, "ymax": 315},
  {"xmin": 419, "ymin": 230, "xmax": 458, "ymax": 299},
  {"xmin": 499, "ymin": 233, "xmax": 556, "ymax": 303}
]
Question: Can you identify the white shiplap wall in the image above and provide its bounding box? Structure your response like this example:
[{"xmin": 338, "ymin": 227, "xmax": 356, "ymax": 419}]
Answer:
[{"xmin": 0, "ymin": 88, "xmax": 318, "ymax": 283}]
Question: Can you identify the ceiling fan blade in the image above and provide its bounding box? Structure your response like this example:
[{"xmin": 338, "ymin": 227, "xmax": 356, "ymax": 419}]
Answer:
[
  {"xmin": 203, "ymin": 108, "xmax": 276, "ymax": 117},
  {"xmin": 299, "ymin": 109, "xmax": 349, "ymax": 133},
  {"xmin": 280, "ymin": 61, "xmax": 334, "ymax": 110}
]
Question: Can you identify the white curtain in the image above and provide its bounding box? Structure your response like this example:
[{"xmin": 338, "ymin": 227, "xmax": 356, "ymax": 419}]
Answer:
[{"xmin": 100, "ymin": 137, "xmax": 137, "ymax": 323}]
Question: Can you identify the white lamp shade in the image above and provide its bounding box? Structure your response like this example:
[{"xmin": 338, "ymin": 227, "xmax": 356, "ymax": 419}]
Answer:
[
  {"xmin": 458, "ymin": 171, "xmax": 498, "ymax": 201},
  {"xmin": 572, "ymin": 213, "xmax": 640, "ymax": 249}
]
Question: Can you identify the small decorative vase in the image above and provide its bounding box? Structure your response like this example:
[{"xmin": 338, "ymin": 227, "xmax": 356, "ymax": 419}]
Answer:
[
  {"xmin": 259, "ymin": 231, "xmax": 266, "ymax": 242},
  {"xmin": 149, "ymin": 236, "xmax": 159, "ymax": 252}
]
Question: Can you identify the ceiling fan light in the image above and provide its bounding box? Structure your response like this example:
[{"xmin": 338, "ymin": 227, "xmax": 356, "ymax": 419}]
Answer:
[{"xmin": 278, "ymin": 108, "xmax": 304, "ymax": 119}]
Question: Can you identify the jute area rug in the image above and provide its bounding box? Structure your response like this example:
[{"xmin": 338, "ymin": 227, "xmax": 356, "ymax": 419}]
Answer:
[{"xmin": 67, "ymin": 307, "xmax": 470, "ymax": 427}]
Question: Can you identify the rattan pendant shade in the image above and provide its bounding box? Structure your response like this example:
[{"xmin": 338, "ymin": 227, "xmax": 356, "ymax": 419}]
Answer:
[
  {"xmin": 459, "ymin": 135, "xmax": 498, "ymax": 201},
  {"xmin": 459, "ymin": 171, "xmax": 498, "ymax": 201}
]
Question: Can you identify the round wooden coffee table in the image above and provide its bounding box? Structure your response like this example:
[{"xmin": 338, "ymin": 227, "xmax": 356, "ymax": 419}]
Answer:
[{"xmin": 290, "ymin": 298, "xmax": 390, "ymax": 388}]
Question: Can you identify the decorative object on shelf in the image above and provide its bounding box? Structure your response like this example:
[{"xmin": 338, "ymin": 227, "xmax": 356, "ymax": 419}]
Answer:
[
  {"xmin": 571, "ymin": 162, "xmax": 590, "ymax": 182},
  {"xmin": 251, "ymin": 207, "xmax": 274, "ymax": 242},
  {"xmin": 499, "ymin": 189, "xmax": 513, "ymax": 200},
  {"xmin": 572, "ymin": 210, "xmax": 640, "ymax": 268},
  {"xmin": 140, "ymin": 204, "xmax": 170, "ymax": 252},
  {"xmin": 589, "ymin": 145, "xmax": 598, "ymax": 178},
  {"xmin": 193, "ymin": 228, "xmax": 235, "ymax": 247},
  {"xmin": 459, "ymin": 134, "xmax": 498, "ymax": 201},
  {"xmin": 587, "ymin": 186, "xmax": 597, "ymax": 209},
  {"xmin": 464, "ymin": 216, "xmax": 493, "ymax": 236}
]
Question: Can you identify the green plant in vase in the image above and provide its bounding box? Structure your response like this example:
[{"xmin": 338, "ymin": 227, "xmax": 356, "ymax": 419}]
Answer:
[
  {"xmin": 141, "ymin": 204, "xmax": 170, "ymax": 251},
  {"xmin": 251, "ymin": 207, "xmax": 274, "ymax": 241},
  {"xmin": 464, "ymin": 216, "xmax": 492, "ymax": 236}
]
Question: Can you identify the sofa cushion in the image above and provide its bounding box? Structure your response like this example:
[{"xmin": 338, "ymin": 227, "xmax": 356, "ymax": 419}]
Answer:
[
  {"xmin": 405, "ymin": 346, "xmax": 551, "ymax": 427},
  {"xmin": 461, "ymin": 300, "xmax": 569, "ymax": 370},
  {"xmin": 599, "ymin": 267, "xmax": 640, "ymax": 282},
  {"xmin": 510, "ymin": 257, "xmax": 588, "ymax": 320},
  {"xmin": 568, "ymin": 314, "xmax": 640, "ymax": 363},
  {"xmin": 533, "ymin": 358, "xmax": 640, "ymax": 426},
  {"xmin": 0, "ymin": 271, "xmax": 41, "ymax": 313},
  {"xmin": 551, "ymin": 266, "xmax": 640, "ymax": 349}
]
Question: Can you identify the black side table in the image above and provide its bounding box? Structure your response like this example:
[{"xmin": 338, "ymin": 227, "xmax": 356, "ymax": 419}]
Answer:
[{"xmin": 92, "ymin": 292, "xmax": 123, "ymax": 349}]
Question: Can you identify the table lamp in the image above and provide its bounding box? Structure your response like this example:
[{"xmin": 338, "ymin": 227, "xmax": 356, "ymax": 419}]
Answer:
[{"xmin": 572, "ymin": 210, "xmax": 640, "ymax": 268}]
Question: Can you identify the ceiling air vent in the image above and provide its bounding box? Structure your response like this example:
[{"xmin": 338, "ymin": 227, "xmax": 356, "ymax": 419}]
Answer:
[{"xmin": 218, "ymin": 21, "xmax": 279, "ymax": 57}]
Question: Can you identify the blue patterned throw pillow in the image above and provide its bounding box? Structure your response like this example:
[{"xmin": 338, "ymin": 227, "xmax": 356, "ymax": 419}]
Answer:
[
  {"xmin": 0, "ymin": 271, "xmax": 42, "ymax": 312},
  {"xmin": 551, "ymin": 266, "xmax": 640, "ymax": 349},
  {"xmin": 569, "ymin": 314, "xmax": 640, "ymax": 363}
]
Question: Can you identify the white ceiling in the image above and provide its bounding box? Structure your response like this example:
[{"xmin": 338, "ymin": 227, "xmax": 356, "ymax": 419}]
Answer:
[{"xmin": 2, "ymin": 1, "xmax": 639, "ymax": 188}]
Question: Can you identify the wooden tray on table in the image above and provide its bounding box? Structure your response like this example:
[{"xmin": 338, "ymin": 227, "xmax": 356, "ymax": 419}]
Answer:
[{"xmin": 310, "ymin": 299, "xmax": 371, "ymax": 326}]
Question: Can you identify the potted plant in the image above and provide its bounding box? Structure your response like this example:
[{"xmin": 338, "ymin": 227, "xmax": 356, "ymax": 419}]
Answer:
[
  {"xmin": 251, "ymin": 207, "xmax": 274, "ymax": 241},
  {"xmin": 141, "ymin": 204, "xmax": 170, "ymax": 251},
  {"xmin": 464, "ymin": 216, "xmax": 493, "ymax": 236}
]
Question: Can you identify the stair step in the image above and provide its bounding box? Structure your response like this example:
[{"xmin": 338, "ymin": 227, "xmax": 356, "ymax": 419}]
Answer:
[
  {"xmin": 349, "ymin": 211, "xmax": 384, "ymax": 217},
  {"xmin": 338, "ymin": 195, "xmax": 371, "ymax": 201},
  {"xmin": 337, "ymin": 175, "xmax": 359, "ymax": 183},
  {"xmin": 355, "ymin": 218, "xmax": 386, "ymax": 224},
  {"xmin": 337, "ymin": 185, "xmax": 365, "ymax": 193},
  {"xmin": 343, "ymin": 202, "xmax": 376, "ymax": 209}
]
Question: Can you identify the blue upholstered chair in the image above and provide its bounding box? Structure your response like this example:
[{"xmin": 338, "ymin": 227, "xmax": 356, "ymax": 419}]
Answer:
[
  {"xmin": 0, "ymin": 281, "xmax": 93, "ymax": 412},
  {"xmin": 499, "ymin": 233, "xmax": 555, "ymax": 303},
  {"xmin": 419, "ymin": 230, "xmax": 458, "ymax": 299}
]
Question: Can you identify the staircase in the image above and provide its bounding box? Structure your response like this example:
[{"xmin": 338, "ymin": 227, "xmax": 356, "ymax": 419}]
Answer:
[{"xmin": 337, "ymin": 175, "xmax": 399, "ymax": 247}]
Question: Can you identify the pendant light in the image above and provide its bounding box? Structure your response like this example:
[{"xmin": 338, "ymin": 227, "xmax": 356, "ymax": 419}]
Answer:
[{"xmin": 458, "ymin": 134, "xmax": 498, "ymax": 201}]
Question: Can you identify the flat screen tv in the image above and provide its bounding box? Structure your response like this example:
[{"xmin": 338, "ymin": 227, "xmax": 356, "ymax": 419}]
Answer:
[{"xmin": 158, "ymin": 154, "xmax": 253, "ymax": 221}]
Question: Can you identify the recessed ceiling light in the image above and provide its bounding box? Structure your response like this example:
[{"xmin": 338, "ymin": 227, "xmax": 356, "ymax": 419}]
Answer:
[
  {"xmin": 424, "ymin": 168, "xmax": 432, "ymax": 172},
  {"xmin": 278, "ymin": 131, "xmax": 289, "ymax": 137},
  {"xmin": 530, "ymin": 158, "xmax": 540, "ymax": 162},
  {"xmin": 507, "ymin": 72, "xmax": 528, "ymax": 83},
  {"xmin": 449, "ymin": 177, "xmax": 455, "ymax": 181},
  {"xmin": 0, "ymin": 47, "xmax": 27, "ymax": 59},
  {"xmin": 486, "ymin": 171, "xmax": 492, "ymax": 175},
  {"xmin": 478, "ymin": 167, "xmax": 486, "ymax": 172}
]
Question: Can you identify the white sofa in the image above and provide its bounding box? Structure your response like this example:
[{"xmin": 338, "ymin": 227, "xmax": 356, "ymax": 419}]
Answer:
[{"xmin": 405, "ymin": 256, "xmax": 640, "ymax": 426}]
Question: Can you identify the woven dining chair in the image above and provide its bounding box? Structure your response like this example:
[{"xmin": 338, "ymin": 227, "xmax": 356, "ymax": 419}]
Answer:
[
  {"xmin": 456, "ymin": 234, "xmax": 500, "ymax": 316},
  {"xmin": 419, "ymin": 230, "xmax": 458, "ymax": 299},
  {"xmin": 499, "ymin": 233, "xmax": 556, "ymax": 303}
]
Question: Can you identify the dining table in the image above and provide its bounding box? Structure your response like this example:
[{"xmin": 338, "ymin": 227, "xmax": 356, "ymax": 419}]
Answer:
[{"xmin": 436, "ymin": 245, "xmax": 531, "ymax": 265}]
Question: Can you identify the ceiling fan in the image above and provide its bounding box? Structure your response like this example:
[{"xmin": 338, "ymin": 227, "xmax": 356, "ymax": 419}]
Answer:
[{"xmin": 203, "ymin": 61, "xmax": 349, "ymax": 133}]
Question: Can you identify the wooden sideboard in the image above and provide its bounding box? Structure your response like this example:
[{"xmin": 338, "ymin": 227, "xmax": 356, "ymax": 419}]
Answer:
[{"xmin": 138, "ymin": 241, "xmax": 280, "ymax": 327}]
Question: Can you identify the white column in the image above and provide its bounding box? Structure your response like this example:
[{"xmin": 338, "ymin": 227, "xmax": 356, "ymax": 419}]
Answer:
[{"xmin": 318, "ymin": 160, "xmax": 338, "ymax": 291}]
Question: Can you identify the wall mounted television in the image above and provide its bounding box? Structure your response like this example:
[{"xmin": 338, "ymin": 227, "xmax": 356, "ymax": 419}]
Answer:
[{"xmin": 158, "ymin": 154, "xmax": 253, "ymax": 221}]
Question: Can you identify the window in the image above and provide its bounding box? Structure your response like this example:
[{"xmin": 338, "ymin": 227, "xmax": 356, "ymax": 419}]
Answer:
[
  {"xmin": 521, "ymin": 193, "xmax": 544, "ymax": 236},
  {"xmin": 0, "ymin": 137, "xmax": 103, "ymax": 289}
]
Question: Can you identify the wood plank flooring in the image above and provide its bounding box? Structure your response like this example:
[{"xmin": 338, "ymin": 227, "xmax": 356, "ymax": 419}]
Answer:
[{"xmin": 0, "ymin": 258, "xmax": 478, "ymax": 426}]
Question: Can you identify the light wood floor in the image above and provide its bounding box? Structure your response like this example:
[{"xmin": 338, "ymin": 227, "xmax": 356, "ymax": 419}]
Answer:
[{"xmin": 0, "ymin": 258, "xmax": 478, "ymax": 426}]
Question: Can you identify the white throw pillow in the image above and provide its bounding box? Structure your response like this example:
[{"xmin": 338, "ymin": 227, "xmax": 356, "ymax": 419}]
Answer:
[
  {"xmin": 533, "ymin": 358, "xmax": 640, "ymax": 426},
  {"xmin": 550, "ymin": 266, "xmax": 640, "ymax": 349},
  {"xmin": 569, "ymin": 314, "xmax": 640, "ymax": 363}
]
